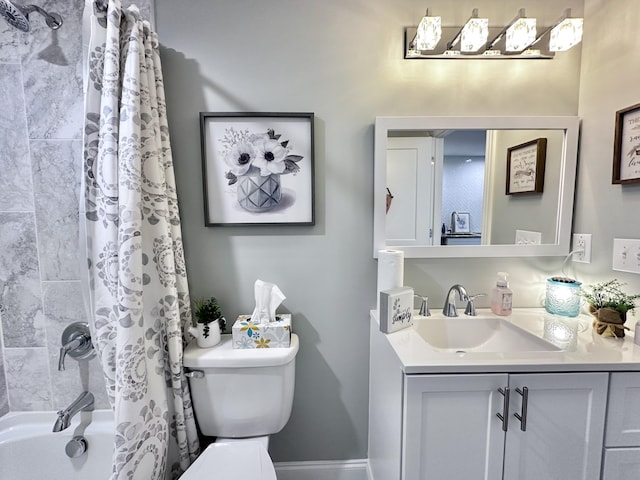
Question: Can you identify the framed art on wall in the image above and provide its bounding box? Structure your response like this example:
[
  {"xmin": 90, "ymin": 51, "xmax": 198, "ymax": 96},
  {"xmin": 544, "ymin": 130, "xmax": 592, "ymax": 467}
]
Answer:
[
  {"xmin": 613, "ymin": 102, "xmax": 640, "ymax": 184},
  {"xmin": 200, "ymin": 112, "xmax": 315, "ymax": 226},
  {"xmin": 506, "ymin": 137, "xmax": 547, "ymax": 195},
  {"xmin": 451, "ymin": 211, "xmax": 470, "ymax": 234}
]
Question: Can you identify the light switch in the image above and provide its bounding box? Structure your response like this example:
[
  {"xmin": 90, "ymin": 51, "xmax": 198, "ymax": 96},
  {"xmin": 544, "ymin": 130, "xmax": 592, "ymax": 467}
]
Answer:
[{"xmin": 612, "ymin": 238, "xmax": 640, "ymax": 274}]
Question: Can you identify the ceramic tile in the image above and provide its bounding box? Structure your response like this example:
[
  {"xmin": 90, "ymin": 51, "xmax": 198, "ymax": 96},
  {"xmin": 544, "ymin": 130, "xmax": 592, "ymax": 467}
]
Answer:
[
  {"xmin": 0, "ymin": 280, "xmax": 45, "ymax": 348},
  {"xmin": 32, "ymin": 140, "xmax": 81, "ymax": 281},
  {"xmin": 0, "ymin": 212, "xmax": 40, "ymax": 285},
  {"xmin": 0, "ymin": 19, "xmax": 28, "ymax": 63},
  {"xmin": 5, "ymin": 347, "xmax": 52, "ymax": 411},
  {"xmin": 0, "ymin": 63, "xmax": 33, "ymax": 211},
  {"xmin": 43, "ymin": 281, "xmax": 110, "ymax": 409},
  {"xmin": 22, "ymin": 0, "xmax": 83, "ymax": 139}
]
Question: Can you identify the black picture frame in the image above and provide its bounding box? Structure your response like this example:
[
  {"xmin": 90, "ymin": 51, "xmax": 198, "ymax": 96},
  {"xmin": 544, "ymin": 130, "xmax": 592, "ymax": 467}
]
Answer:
[
  {"xmin": 506, "ymin": 137, "xmax": 547, "ymax": 195},
  {"xmin": 613, "ymin": 102, "xmax": 640, "ymax": 184},
  {"xmin": 200, "ymin": 112, "xmax": 315, "ymax": 226}
]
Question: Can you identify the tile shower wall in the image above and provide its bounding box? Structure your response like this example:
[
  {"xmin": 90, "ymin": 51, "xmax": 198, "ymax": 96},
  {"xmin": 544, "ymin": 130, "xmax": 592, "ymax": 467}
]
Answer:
[{"xmin": 0, "ymin": 0, "xmax": 152, "ymax": 415}]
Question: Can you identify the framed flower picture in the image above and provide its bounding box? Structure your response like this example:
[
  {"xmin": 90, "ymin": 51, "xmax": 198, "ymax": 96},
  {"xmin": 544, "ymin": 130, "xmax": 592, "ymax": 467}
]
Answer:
[{"xmin": 200, "ymin": 112, "xmax": 315, "ymax": 226}]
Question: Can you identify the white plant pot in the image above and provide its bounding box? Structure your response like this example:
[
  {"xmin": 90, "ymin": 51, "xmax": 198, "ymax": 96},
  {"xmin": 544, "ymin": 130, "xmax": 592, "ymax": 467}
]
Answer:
[{"xmin": 190, "ymin": 320, "xmax": 221, "ymax": 348}]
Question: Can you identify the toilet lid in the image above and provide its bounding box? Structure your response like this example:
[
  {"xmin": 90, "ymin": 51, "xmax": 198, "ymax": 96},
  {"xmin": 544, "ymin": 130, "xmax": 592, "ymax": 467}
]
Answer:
[{"xmin": 181, "ymin": 441, "xmax": 277, "ymax": 480}]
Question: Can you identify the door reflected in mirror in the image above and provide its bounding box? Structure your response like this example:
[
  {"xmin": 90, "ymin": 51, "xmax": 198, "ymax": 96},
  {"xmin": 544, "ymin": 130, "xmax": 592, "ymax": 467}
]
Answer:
[{"xmin": 374, "ymin": 117, "xmax": 579, "ymax": 258}]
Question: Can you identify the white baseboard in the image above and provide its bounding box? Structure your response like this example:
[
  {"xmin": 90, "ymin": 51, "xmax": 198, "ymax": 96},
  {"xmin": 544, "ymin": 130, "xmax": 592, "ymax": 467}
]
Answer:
[{"xmin": 274, "ymin": 459, "xmax": 371, "ymax": 480}]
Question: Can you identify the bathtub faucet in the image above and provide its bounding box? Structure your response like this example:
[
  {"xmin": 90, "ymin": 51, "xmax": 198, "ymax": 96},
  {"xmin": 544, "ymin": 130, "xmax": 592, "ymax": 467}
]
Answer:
[{"xmin": 52, "ymin": 391, "xmax": 95, "ymax": 432}]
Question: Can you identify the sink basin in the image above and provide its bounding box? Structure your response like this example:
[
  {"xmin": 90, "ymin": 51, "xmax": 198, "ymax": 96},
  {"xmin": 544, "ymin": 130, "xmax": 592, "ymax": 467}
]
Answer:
[{"xmin": 413, "ymin": 316, "xmax": 560, "ymax": 353}]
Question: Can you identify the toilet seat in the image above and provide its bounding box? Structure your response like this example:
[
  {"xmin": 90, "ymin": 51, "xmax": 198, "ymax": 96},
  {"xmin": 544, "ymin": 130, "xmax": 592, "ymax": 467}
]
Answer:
[{"xmin": 181, "ymin": 441, "xmax": 277, "ymax": 480}]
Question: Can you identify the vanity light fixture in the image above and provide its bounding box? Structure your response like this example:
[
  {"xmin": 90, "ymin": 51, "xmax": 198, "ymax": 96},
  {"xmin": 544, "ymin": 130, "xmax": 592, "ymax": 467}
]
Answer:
[
  {"xmin": 506, "ymin": 17, "xmax": 536, "ymax": 52},
  {"xmin": 405, "ymin": 6, "xmax": 583, "ymax": 59},
  {"xmin": 549, "ymin": 13, "xmax": 583, "ymax": 51},
  {"xmin": 506, "ymin": 11, "xmax": 536, "ymax": 52},
  {"xmin": 414, "ymin": 9, "xmax": 441, "ymax": 51},
  {"xmin": 485, "ymin": 9, "xmax": 536, "ymax": 53},
  {"xmin": 447, "ymin": 9, "xmax": 488, "ymax": 53},
  {"xmin": 529, "ymin": 8, "xmax": 583, "ymax": 53}
]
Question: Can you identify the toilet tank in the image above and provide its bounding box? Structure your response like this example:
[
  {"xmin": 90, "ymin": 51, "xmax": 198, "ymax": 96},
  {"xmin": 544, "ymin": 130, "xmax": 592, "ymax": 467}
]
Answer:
[{"xmin": 184, "ymin": 334, "xmax": 299, "ymax": 438}]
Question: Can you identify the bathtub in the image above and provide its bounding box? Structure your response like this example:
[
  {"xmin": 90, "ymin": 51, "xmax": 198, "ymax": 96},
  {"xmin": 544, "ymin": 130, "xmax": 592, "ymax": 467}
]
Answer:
[{"xmin": 0, "ymin": 409, "xmax": 114, "ymax": 479}]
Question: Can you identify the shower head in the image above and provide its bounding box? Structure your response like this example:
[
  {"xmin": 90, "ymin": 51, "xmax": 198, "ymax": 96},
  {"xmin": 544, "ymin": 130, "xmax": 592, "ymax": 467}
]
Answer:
[{"xmin": 0, "ymin": 0, "xmax": 62, "ymax": 32}]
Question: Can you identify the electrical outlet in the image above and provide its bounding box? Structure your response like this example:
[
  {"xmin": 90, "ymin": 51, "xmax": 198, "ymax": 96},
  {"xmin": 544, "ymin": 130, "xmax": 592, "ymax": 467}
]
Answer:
[{"xmin": 572, "ymin": 233, "xmax": 592, "ymax": 263}]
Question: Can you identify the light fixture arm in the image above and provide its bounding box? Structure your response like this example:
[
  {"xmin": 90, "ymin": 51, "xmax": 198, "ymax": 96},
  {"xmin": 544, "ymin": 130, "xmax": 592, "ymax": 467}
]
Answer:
[
  {"xmin": 486, "ymin": 8, "xmax": 525, "ymax": 50},
  {"xmin": 530, "ymin": 8, "xmax": 571, "ymax": 47},
  {"xmin": 447, "ymin": 8, "xmax": 478, "ymax": 50}
]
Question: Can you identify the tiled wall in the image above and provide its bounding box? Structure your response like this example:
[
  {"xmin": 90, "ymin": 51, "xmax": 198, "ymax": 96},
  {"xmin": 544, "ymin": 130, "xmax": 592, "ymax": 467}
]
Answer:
[
  {"xmin": 0, "ymin": 0, "xmax": 152, "ymax": 415},
  {"xmin": 442, "ymin": 157, "xmax": 486, "ymax": 234}
]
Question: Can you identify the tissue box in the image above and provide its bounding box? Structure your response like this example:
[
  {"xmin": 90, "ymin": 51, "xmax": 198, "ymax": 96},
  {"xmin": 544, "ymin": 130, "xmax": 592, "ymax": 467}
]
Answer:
[{"xmin": 231, "ymin": 314, "xmax": 292, "ymax": 349}]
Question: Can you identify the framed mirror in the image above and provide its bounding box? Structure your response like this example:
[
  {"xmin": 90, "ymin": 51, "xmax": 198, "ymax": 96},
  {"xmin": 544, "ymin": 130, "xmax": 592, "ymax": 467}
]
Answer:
[{"xmin": 373, "ymin": 116, "xmax": 580, "ymax": 258}]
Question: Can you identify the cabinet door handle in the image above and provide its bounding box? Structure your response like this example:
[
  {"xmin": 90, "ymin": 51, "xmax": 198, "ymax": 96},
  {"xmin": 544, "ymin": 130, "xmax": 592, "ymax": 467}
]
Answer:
[
  {"xmin": 496, "ymin": 387, "xmax": 510, "ymax": 432},
  {"xmin": 514, "ymin": 386, "xmax": 528, "ymax": 431}
]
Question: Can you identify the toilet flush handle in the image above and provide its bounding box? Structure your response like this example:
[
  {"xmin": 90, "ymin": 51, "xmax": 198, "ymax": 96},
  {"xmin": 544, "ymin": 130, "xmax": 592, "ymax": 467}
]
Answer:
[{"xmin": 185, "ymin": 369, "xmax": 204, "ymax": 379}]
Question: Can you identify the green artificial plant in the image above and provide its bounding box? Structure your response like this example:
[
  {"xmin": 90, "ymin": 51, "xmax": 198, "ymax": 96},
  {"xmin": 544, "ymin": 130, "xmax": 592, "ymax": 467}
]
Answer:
[
  {"xmin": 581, "ymin": 280, "xmax": 640, "ymax": 338},
  {"xmin": 193, "ymin": 297, "xmax": 226, "ymax": 337},
  {"xmin": 580, "ymin": 279, "xmax": 640, "ymax": 316}
]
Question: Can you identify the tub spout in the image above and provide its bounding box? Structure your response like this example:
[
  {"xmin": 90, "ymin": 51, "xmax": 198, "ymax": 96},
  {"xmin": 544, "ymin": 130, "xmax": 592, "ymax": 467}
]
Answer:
[{"xmin": 53, "ymin": 391, "xmax": 94, "ymax": 432}]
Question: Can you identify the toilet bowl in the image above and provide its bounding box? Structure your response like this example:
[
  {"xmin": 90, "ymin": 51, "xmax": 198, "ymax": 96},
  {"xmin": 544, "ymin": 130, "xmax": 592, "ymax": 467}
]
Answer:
[
  {"xmin": 180, "ymin": 441, "xmax": 276, "ymax": 480},
  {"xmin": 183, "ymin": 333, "xmax": 299, "ymax": 478}
]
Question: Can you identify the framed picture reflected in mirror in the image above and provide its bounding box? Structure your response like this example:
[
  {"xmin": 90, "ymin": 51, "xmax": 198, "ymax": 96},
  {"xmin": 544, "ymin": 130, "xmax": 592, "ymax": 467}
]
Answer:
[{"xmin": 451, "ymin": 211, "xmax": 471, "ymax": 234}]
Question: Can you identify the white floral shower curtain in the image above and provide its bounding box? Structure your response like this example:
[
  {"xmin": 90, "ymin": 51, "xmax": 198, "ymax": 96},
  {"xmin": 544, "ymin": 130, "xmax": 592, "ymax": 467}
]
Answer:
[{"xmin": 82, "ymin": 1, "xmax": 200, "ymax": 478}]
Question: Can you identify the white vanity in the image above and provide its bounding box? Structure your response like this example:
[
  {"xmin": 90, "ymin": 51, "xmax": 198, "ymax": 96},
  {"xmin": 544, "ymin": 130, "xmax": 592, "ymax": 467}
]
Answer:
[{"xmin": 368, "ymin": 309, "xmax": 640, "ymax": 480}]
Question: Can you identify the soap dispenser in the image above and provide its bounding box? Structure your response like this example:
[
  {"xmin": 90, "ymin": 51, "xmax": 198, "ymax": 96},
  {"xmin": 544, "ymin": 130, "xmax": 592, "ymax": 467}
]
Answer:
[{"xmin": 491, "ymin": 272, "xmax": 513, "ymax": 316}]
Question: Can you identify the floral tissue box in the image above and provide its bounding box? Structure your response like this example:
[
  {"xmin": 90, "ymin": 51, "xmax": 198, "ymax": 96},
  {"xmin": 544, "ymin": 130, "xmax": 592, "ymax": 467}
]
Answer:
[{"xmin": 231, "ymin": 314, "xmax": 292, "ymax": 349}]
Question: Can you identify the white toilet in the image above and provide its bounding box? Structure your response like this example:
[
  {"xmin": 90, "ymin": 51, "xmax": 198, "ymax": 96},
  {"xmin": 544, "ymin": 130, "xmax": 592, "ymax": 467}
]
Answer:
[{"xmin": 182, "ymin": 333, "xmax": 299, "ymax": 479}]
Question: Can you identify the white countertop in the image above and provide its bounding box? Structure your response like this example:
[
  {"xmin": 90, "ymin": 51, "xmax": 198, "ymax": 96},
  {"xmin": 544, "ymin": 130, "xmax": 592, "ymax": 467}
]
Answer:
[{"xmin": 371, "ymin": 308, "xmax": 640, "ymax": 374}]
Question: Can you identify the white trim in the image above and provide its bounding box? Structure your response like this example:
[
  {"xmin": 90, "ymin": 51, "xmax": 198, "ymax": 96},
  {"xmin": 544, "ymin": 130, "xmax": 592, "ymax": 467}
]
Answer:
[
  {"xmin": 373, "ymin": 115, "xmax": 580, "ymax": 258},
  {"xmin": 274, "ymin": 459, "xmax": 371, "ymax": 480}
]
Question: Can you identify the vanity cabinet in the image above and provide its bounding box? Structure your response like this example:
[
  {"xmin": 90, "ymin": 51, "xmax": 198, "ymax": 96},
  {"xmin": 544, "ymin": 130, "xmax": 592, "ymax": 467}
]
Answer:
[
  {"xmin": 403, "ymin": 372, "xmax": 608, "ymax": 480},
  {"xmin": 602, "ymin": 372, "xmax": 640, "ymax": 479}
]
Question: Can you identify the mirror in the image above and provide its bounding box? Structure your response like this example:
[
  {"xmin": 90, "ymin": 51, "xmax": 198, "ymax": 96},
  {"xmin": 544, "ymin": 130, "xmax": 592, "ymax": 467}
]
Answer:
[{"xmin": 373, "ymin": 116, "xmax": 580, "ymax": 258}]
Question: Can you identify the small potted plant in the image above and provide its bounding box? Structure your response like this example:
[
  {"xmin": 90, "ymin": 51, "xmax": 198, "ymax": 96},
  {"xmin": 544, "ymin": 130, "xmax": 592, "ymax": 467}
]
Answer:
[
  {"xmin": 580, "ymin": 280, "xmax": 640, "ymax": 338},
  {"xmin": 189, "ymin": 297, "xmax": 226, "ymax": 348}
]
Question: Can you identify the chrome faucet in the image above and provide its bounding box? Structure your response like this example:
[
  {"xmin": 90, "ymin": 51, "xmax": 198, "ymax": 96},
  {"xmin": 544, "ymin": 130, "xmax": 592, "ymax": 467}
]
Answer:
[
  {"xmin": 58, "ymin": 334, "xmax": 89, "ymax": 371},
  {"xmin": 464, "ymin": 293, "xmax": 486, "ymax": 316},
  {"xmin": 52, "ymin": 391, "xmax": 94, "ymax": 432},
  {"xmin": 57, "ymin": 322, "xmax": 94, "ymax": 371},
  {"xmin": 442, "ymin": 284, "xmax": 469, "ymax": 317},
  {"xmin": 414, "ymin": 294, "xmax": 431, "ymax": 316}
]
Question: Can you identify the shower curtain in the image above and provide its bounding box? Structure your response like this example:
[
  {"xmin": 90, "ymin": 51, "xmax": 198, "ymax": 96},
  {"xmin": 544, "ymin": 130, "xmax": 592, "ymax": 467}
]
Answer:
[{"xmin": 82, "ymin": 1, "xmax": 200, "ymax": 478}]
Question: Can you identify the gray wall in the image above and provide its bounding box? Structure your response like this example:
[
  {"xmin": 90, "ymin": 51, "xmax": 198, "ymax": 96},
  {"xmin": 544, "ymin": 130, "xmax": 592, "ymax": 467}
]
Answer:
[
  {"xmin": 488, "ymin": 129, "xmax": 564, "ymax": 244},
  {"xmin": 156, "ymin": 0, "xmax": 588, "ymax": 462},
  {"xmin": 574, "ymin": 0, "xmax": 640, "ymax": 284}
]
